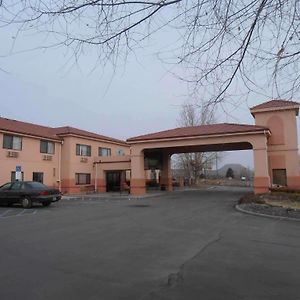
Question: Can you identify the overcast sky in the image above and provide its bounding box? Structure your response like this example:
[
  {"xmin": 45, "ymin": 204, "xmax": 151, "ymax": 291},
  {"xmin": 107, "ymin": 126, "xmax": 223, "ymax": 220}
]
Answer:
[{"xmin": 0, "ymin": 21, "xmax": 298, "ymax": 170}]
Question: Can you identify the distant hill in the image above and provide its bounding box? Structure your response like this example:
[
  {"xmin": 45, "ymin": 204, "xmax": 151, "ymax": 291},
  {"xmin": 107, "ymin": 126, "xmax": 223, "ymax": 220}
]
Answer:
[{"xmin": 217, "ymin": 164, "xmax": 253, "ymax": 178}]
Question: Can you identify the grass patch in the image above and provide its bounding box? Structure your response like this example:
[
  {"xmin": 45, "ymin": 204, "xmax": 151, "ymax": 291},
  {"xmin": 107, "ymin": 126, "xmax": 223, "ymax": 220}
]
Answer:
[
  {"xmin": 239, "ymin": 192, "xmax": 300, "ymax": 210},
  {"xmin": 264, "ymin": 199, "xmax": 300, "ymax": 210}
]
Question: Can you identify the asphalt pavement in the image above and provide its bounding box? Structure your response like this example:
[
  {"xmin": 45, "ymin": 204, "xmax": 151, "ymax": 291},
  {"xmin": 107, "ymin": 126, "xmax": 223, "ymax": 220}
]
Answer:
[{"xmin": 0, "ymin": 186, "xmax": 299, "ymax": 300}]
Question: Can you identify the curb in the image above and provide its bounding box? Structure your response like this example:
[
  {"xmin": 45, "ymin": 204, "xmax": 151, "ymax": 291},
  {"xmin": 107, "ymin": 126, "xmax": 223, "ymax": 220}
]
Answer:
[
  {"xmin": 62, "ymin": 192, "xmax": 166, "ymax": 201},
  {"xmin": 235, "ymin": 204, "xmax": 300, "ymax": 222}
]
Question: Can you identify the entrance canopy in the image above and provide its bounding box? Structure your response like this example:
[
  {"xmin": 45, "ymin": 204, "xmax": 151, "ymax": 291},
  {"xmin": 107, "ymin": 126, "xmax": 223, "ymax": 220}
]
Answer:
[
  {"xmin": 128, "ymin": 123, "xmax": 269, "ymax": 143},
  {"xmin": 127, "ymin": 123, "xmax": 271, "ymax": 195},
  {"xmin": 127, "ymin": 123, "xmax": 270, "ymax": 154}
]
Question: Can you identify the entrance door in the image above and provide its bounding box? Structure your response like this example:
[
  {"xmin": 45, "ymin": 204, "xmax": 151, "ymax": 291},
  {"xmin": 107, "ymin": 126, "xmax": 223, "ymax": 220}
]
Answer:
[{"xmin": 106, "ymin": 171, "xmax": 121, "ymax": 192}]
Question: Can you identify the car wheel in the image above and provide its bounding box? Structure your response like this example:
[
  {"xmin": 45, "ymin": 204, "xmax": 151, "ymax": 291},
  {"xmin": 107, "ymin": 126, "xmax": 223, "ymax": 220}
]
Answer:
[
  {"xmin": 42, "ymin": 201, "xmax": 51, "ymax": 207},
  {"xmin": 21, "ymin": 197, "xmax": 32, "ymax": 209}
]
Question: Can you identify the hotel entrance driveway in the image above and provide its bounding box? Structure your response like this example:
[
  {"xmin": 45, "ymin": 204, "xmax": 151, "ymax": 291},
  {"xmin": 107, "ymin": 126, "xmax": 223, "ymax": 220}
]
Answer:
[{"xmin": 0, "ymin": 187, "xmax": 299, "ymax": 299}]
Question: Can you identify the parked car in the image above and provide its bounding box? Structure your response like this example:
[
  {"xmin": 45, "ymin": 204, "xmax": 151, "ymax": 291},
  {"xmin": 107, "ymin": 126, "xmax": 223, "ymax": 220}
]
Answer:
[{"xmin": 0, "ymin": 181, "xmax": 61, "ymax": 208}]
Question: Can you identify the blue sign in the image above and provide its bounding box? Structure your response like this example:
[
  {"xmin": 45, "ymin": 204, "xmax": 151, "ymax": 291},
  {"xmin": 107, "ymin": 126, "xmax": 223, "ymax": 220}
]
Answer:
[{"xmin": 16, "ymin": 165, "xmax": 22, "ymax": 172}]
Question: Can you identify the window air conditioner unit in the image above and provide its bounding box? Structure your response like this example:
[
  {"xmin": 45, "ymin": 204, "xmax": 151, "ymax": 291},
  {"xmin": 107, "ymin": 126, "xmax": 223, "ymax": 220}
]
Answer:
[
  {"xmin": 43, "ymin": 155, "xmax": 52, "ymax": 161},
  {"xmin": 7, "ymin": 151, "xmax": 18, "ymax": 158},
  {"xmin": 80, "ymin": 157, "xmax": 88, "ymax": 163}
]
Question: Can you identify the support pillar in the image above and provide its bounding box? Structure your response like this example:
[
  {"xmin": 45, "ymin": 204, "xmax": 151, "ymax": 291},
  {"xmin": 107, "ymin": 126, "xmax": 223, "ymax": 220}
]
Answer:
[
  {"xmin": 130, "ymin": 149, "xmax": 146, "ymax": 196},
  {"xmin": 253, "ymin": 146, "xmax": 270, "ymax": 194},
  {"xmin": 160, "ymin": 152, "xmax": 173, "ymax": 192},
  {"xmin": 94, "ymin": 163, "xmax": 106, "ymax": 192}
]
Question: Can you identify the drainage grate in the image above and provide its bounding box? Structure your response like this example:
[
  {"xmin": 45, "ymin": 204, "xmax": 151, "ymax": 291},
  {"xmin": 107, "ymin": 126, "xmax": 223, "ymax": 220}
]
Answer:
[{"xmin": 128, "ymin": 204, "xmax": 150, "ymax": 208}]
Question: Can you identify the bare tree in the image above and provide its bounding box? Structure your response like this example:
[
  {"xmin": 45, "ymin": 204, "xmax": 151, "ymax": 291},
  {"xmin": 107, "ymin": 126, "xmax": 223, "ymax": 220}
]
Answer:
[
  {"xmin": 0, "ymin": 1, "xmax": 299, "ymax": 103},
  {"xmin": 173, "ymin": 102, "xmax": 221, "ymax": 184}
]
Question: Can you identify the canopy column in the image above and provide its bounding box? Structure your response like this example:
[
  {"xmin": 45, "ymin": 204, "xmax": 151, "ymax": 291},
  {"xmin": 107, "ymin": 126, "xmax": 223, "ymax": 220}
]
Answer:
[
  {"xmin": 130, "ymin": 148, "xmax": 146, "ymax": 196},
  {"xmin": 160, "ymin": 152, "xmax": 173, "ymax": 192},
  {"xmin": 252, "ymin": 136, "xmax": 270, "ymax": 194}
]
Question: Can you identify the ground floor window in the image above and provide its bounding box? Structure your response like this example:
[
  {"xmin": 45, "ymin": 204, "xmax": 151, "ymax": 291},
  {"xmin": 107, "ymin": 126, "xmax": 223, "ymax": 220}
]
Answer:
[
  {"xmin": 272, "ymin": 169, "xmax": 287, "ymax": 186},
  {"xmin": 11, "ymin": 171, "xmax": 24, "ymax": 182},
  {"xmin": 75, "ymin": 173, "xmax": 91, "ymax": 185},
  {"xmin": 33, "ymin": 172, "xmax": 44, "ymax": 183}
]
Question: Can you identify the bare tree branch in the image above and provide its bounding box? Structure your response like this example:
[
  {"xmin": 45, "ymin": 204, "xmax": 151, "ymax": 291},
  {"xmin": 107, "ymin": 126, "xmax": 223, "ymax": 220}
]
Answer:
[{"xmin": 0, "ymin": 0, "xmax": 299, "ymax": 102}]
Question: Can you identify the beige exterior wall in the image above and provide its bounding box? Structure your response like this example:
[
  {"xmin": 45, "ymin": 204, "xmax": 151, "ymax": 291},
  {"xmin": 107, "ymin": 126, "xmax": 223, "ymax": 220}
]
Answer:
[
  {"xmin": 0, "ymin": 130, "xmax": 130, "ymax": 193},
  {"xmin": 0, "ymin": 132, "xmax": 61, "ymax": 187},
  {"xmin": 60, "ymin": 135, "xmax": 130, "ymax": 193}
]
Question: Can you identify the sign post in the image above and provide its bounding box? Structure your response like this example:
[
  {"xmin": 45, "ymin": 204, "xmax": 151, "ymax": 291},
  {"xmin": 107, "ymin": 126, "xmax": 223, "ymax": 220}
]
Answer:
[{"xmin": 15, "ymin": 165, "xmax": 22, "ymax": 181}]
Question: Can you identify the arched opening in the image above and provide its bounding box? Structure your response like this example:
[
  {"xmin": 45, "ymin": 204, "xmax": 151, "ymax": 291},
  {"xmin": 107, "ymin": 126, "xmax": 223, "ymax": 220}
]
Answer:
[{"xmin": 142, "ymin": 142, "xmax": 254, "ymax": 192}]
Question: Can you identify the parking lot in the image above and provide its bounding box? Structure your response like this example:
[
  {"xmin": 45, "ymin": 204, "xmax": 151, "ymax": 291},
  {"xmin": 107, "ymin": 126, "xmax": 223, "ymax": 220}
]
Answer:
[{"xmin": 1, "ymin": 186, "xmax": 300, "ymax": 300}]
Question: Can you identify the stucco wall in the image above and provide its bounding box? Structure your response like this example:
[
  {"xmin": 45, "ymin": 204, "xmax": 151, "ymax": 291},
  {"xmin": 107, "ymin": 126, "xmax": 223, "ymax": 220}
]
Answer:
[
  {"xmin": 0, "ymin": 132, "xmax": 61, "ymax": 187},
  {"xmin": 60, "ymin": 135, "xmax": 130, "ymax": 193}
]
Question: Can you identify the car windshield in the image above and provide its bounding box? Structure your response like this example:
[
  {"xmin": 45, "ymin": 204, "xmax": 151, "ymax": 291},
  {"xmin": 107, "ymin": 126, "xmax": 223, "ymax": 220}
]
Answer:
[
  {"xmin": 0, "ymin": 183, "xmax": 12, "ymax": 190},
  {"xmin": 26, "ymin": 182, "xmax": 47, "ymax": 189}
]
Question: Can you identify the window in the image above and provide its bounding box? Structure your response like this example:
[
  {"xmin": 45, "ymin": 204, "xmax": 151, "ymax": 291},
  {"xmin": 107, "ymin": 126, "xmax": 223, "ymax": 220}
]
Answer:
[
  {"xmin": 40, "ymin": 140, "xmax": 55, "ymax": 154},
  {"xmin": 11, "ymin": 181, "xmax": 25, "ymax": 190},
  {"xmin": 75, "ymin": 173, "xmax": 91, "ymax": 185},
  {"xmin": 33, "ymin": 172, "xmax": 44, "ymax": 183},
  {"xmin": 11, "ymin": 171, "xmax": 24, "ymax": 182},
  {"xmin": 26, "ymin": 182, "xmax": 47, "ymax": 189},
  {"xmin": 117, "ymin": 148, "xmax": 125, "ymax": 156},
  {"xmin": 0, "ymin": 183, "xmax": 13, "ymax": 190},
  {"xmin": 99, "ymin": 147, "xmax": 111, "ymax": 156},
  {"xmin": 76, "ymin": 144, "xmax": 91, "ymax": 156},
  {"xmin": 272, "ymin": 169, "xmax": 287, "ymax": 186},
  {"xmin": 3, "ymin": 134, "xmax": 22, "ymax": 150}
]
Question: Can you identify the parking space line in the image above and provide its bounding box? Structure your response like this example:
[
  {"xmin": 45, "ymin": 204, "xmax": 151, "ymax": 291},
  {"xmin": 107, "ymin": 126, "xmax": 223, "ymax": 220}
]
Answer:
[
  {"xmin": 17, "ymin": 209, "xmax": 27, "ymax": 216},
  {"xmin": 0, "ymin": 208, "xmax": 38, "ymax": 218},
  {"xmin": 0, "ymin": 209, "xmax": 13, "ymax": 217}
]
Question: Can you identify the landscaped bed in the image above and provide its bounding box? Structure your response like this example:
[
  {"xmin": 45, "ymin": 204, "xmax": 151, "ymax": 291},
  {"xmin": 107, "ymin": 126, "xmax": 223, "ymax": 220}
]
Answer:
[{"xmin": 238, "ymin": 192, "xmax": 300, "ymax": 220}]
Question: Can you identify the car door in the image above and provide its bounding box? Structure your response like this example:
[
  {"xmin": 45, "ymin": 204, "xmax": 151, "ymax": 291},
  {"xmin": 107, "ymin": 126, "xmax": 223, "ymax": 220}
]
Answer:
[
  {"xmin": 9, "ymin": 182, "xmax": 24, "ymax": 203},
  {"xmin": 0, "ymin": 183, "xmax": 13, "ymax": 205}
]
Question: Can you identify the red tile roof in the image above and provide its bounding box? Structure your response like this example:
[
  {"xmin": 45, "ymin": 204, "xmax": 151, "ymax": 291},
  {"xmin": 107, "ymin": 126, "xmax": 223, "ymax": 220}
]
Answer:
[
  {"xmin": 0, "ymin": 118, "xmax": 127, "ymax": 145},
  {"xmin": 251, "ymin": 99, "xmax": 299, "ymax": 111},
  {"xmin": 127, "ymin": 123, "xmax": 269, "ymax": 142},
  {"xmin": 54, "ymin": 126, "xmax": 127, "ymax": 145},
  {"xmin": 0, "ymin": 117, "xmax": 60, "ymax": 141}
]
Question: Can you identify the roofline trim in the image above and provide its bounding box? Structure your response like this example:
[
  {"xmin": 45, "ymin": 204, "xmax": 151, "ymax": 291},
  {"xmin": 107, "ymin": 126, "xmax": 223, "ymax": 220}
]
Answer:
[
  {"xmin": 127, "ymin": 129, "xmax": 271, "ymax": 144},
  {"xmin": 250, "ymin": 105, "xmax": 299, "ymax": 116},
  {"xmin": 57, "ymin": 133, "xmax": 129, "ymax": 146},
  {"xmin": 0, "ymin": 129, "xmax": 62, "ymax": 143}
]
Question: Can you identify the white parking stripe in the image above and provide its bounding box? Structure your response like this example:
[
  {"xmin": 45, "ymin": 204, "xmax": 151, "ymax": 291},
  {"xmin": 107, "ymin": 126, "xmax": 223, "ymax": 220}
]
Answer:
[
  {"xmin": 0, "ymin": 209, "xmax": 13, "ymax": 217},
  {"xmin": 17, "ymin": 209, "xmax": 27, "ymax": 216},
  {"xmin": 0, "ymin": 209, "xmax": 38, "ymax": 218}
]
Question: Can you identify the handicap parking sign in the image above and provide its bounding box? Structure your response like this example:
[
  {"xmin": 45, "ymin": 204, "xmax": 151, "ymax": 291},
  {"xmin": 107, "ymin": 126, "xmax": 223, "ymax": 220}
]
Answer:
[{"xmin": 16, "ymin": 165, "xmax": 22, "ymax": 172}]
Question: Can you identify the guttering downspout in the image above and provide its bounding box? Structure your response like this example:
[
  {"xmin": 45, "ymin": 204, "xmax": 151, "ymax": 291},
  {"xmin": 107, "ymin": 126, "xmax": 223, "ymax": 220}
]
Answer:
[
  {"xmin": 93, "ymin": 160, "xmax": 101, "ymax": 193},
  {"xmin": 58, "ymin": 140, "xmax": 63, "ymax": 191},
  {"xmin": 95, "ymin": 162, "xmax": 98, "ymax": 193}
]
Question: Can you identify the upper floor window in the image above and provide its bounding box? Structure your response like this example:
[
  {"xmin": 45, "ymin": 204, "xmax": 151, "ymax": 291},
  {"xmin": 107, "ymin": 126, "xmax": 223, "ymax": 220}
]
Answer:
[
  {"xmin": 3, "ymin": 134, "xmax": 22, "ymax": 150},
  {"xmin": 117, "ymin": 148, "xmax": 125, "ymax": 156},
  {"xmin": 40, "ymin": 140, "xmax": 55, "ymax": 154},
  {"xmin": 99, "ymin": 147, "xmax": 111, "ymax": 156},
  {"xmin": 76, "ymin": 144, "xmax": 91, "ymax": 156}
]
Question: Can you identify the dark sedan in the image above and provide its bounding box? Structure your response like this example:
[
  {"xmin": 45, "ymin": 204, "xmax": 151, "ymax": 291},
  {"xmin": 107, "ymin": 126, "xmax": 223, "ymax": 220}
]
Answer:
[{"xmin": 0, "ymin": 181, "xmax": 61, "ymax": 208}]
